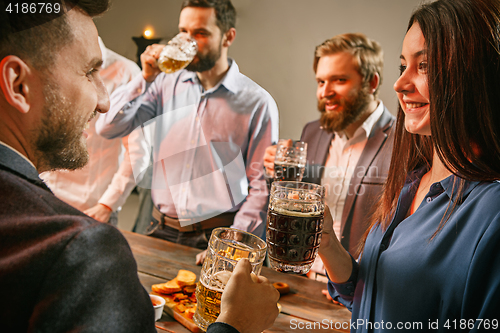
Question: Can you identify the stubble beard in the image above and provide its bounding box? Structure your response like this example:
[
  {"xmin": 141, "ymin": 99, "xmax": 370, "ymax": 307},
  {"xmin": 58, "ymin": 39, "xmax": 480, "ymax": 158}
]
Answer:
[
  {"xmin": 34, "ymin": 79, "xmax": 92, "ymax": 172},
  {"xmin": 318, "ymin": 84, "xmax": 372, "ymax": 134}
]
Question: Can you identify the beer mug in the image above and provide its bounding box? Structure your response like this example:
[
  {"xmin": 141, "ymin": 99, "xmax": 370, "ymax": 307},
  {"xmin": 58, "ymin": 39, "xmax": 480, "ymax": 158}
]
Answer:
[
  {"xmin": 157, "ymin": 33, "xmax": 198, "ymax": 73},
  {"xmin": 193, "ymin": 228, "xmax": 267, "ymax": 331},
  {"xmin": 266, "ymin": 181, "xmax": 325, "ymax": 274},
  {"xmin": 274, "ymin": 139, "xmax": 307, "ymax": 182}
]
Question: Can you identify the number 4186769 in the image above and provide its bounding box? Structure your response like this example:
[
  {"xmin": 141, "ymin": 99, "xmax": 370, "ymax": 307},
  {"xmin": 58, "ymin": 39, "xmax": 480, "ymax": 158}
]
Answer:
[
  {"xmin": 444, "ymin": 319, "xmax": 499, "ymax": 330},
  {"xmin": 5, "ymin": 2, "xmax": 61, "ymax": 14}
]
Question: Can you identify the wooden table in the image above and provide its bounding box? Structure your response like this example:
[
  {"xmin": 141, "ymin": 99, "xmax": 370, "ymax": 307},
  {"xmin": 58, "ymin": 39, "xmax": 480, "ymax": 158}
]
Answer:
[{"xmin": 122, "ymin": 231, "xmax": 351, "ymax": 333}]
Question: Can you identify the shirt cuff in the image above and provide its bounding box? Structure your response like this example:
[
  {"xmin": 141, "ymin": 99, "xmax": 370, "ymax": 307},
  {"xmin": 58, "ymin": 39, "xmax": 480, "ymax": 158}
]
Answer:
[
  {"xmin": 326, "ymin": 254, "xmax": 359, "ymax": 306},
  {"xmin": 207, "ymin": 322, "xmax": 241, "ymax": 333}
]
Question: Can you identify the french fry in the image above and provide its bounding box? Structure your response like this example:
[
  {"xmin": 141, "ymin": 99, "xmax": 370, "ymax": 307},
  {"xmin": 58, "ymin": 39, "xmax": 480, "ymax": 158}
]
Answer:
[
  {"xmin": 176, "ymin": 303, "xmax": 187, "ymax": 313},
  {"xmin": 173, "ymin": 293, "xmax": 189, "ymax": 301},
  {"xmin": 185, "ymin": 307, "xmax": 196, "ymax": 319}
]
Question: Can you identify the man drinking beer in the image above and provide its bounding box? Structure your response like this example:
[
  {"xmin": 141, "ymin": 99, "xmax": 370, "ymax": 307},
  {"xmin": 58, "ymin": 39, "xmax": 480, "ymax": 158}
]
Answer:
[{"xmin": 96, "ymin": 0, "xmax": 279, "ymax": 263}]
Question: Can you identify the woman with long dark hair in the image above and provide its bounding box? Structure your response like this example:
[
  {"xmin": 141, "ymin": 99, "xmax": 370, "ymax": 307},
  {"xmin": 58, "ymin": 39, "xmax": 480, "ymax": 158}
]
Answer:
[{"xmin": 319, "ymin": 0, "xmax": 500, "ymax": 331}]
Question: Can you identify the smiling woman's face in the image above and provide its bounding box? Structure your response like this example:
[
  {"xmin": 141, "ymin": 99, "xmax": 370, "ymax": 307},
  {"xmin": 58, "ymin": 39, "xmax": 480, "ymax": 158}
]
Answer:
[{"xmin": 393, "ymin": 23, "xmax": 431, "ymax": 136}]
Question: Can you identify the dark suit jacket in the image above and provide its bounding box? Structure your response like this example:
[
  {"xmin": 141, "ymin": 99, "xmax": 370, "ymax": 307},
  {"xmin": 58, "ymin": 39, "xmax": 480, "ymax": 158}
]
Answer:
[
  {"xmin": 300, "ymin": 107, "xmax": 395, "ymax": 257},
  {"xmin": 0, "ymin": 144, "xmax": 156, "ymax": 332}
]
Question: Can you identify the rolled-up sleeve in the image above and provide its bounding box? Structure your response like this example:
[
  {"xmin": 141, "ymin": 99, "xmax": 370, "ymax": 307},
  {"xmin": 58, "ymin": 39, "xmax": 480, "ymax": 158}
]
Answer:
[{"xmin": 96, "ymin": 74, "xmax": 158, "ymax": 139}]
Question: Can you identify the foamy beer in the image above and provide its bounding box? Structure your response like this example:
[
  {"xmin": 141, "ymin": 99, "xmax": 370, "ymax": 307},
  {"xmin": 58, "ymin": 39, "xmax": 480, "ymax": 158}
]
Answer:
[
  {"xmin": 157, "ymin": 33, "xmax": 198, "ymax": 73},
  {"xmin": 193, "ymin": 228, "xmax": 267, "ymax": 331},
  {"xmin": 267, "ymin": 181, "xmax": 325, "ymax": 274}
]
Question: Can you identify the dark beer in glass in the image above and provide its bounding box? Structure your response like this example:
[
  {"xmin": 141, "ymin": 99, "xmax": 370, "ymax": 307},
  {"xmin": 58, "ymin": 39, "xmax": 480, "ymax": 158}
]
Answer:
[{"xmin": 266, "ymin": 181, "xmax": 325, "ymax": 274}]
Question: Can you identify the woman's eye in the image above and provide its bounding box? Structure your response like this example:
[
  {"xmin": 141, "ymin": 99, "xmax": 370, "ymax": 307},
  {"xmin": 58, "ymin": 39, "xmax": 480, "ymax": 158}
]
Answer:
[
  {"xmin": 399, "ymin": 65, "xmax": 406, "ymax": 75},
  {"xmin": 418, "ymin": 62, "xmax": 428, "ymax": 73}
]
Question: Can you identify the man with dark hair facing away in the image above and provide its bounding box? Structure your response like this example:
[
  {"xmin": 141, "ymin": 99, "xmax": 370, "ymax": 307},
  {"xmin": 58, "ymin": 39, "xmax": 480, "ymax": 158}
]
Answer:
[{"xmin": 0, "ymin": 1, "xmax": 278, "ymax": 332}]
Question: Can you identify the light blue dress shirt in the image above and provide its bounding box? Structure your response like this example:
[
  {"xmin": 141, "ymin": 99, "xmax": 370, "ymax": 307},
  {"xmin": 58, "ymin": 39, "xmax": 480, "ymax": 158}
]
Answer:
[
  {"xmin": 96, "ymin": 59, "xmax": 279, "ymax": 236},
  {"xmin": 329, "ymin": 167, "xmax": 500, "ymax": 332}
]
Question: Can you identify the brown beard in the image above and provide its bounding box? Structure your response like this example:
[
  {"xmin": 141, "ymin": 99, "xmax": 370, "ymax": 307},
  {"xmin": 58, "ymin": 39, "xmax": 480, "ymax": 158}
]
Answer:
[
  {"xmin": 186, "ymin": 39, "xmax": 222, "ymax": 73},
  {"xmin": 34, "ymin": 79, "xmax": 92, "ymax": 172},
  {"xmin": 318, "ymin": 83, "xmax": 372, "ymax": 134}
]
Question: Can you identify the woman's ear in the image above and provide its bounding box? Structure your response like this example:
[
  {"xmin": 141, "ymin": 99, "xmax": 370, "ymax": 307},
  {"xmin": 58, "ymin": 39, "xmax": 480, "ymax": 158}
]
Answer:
[{"xmin": 0, "ymin": 56, "xmax": 33, "ymax": 114}]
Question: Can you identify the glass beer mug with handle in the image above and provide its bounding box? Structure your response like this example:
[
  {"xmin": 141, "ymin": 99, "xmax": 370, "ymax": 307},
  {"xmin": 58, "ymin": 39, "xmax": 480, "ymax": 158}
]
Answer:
[
  {"xmin": 274, "ymin": 139, "xmax": 307, "ymax": 182},
  {"xmin": 193, "ymin": 228, "xmax": 267, "ymax": 331},
  {"xmin": 266, "ymin": 181, "xmax": 325, "ymax": 274},
  {"xmin": 157, "ymin": 33, "xmax": 198, "ymax": 73}
]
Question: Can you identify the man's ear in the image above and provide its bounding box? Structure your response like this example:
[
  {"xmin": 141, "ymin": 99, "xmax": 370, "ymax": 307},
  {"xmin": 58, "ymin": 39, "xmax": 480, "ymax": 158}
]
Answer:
[
  {"xmin": 0, "ymin": 56, "xmax": 32, "ymax": 114},
  {"xmin": 368, "ymin": 72, "xmax": 380, "ymax": 94},
  {"xmin": 222, "ymin": 27, "xmax": 236, "ymax": 48}
]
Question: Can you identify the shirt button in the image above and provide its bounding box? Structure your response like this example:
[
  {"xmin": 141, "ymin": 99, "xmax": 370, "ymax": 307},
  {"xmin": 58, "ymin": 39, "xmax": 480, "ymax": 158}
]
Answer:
[
  {"xmin": 350, "ymin": 292, "xmax": 354, "ymax": 296},
  {"xmin": 426, "ymin": 197, "xmax": 432, "ymax": 203}
]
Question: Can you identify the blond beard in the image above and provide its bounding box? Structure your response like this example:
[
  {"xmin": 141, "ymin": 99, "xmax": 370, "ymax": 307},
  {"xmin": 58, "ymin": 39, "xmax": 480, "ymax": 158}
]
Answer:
[{"xmin": 318, "ymin": 84, "xmax": 371, "ymax": 133}]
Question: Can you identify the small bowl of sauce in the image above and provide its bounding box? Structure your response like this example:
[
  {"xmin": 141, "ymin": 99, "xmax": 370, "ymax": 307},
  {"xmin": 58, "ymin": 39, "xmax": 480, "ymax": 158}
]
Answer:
[{"xmin": 149, "ymin": 294, "xmax": 165, "ymax": 321}]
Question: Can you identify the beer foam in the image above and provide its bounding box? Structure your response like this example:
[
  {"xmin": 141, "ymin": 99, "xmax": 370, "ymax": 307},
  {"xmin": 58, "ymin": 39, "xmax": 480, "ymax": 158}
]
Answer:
[
  {"xmin": 201, "ymin": 271, "xmax": 230, "ymax": 292},
  {"xmin": 214, "ymin": 271, "xmax": 232, "ymax": 284},
  {"xmin": 270, "ymin": 205, "xmax": 323, "ymax": 217},
  {"xmin": 161, "ymin": 46, "xmax": 191, "ymax": 61},
  {"xmin": 274, "ymin": 161, "xmax": 305, "ymax": 168},
  {"xmin": 220, "ymin": 239, "xmax": 254, "ymax": 251}
]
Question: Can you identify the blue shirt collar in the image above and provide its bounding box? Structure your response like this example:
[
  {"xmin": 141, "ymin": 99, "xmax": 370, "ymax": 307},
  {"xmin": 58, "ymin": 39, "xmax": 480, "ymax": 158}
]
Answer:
[
  {"xmin": 405, "ymin": 165, "xmax": 481, "ymax": 203},
  {"xmin": 180, "ymin": 58, "xmax": 240, "ymax": 94},
  {"xmin": 440, "ymin": 174, "xmax": 481, "ymax": 203}
]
